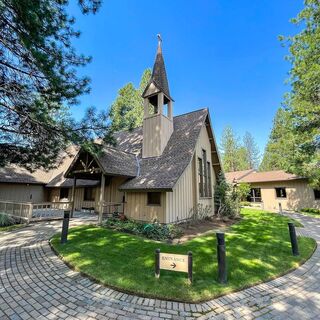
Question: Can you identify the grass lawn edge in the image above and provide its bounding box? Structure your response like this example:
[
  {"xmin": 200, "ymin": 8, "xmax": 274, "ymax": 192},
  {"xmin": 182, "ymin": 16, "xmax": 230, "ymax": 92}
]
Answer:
[
  {"xmin": 49, "ymin": 227, "xmax": 317, "ymax": 303},
  {"xmin": 0, "ymin": 224, "xmax": 28, "ymax": 233}
]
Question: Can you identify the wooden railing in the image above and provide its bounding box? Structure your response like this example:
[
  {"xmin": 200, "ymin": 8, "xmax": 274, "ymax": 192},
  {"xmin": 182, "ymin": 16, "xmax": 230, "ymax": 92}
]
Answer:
[
  {"xmin": 101, "ymin": 202, "xmax": 124, "ymax": 215},
  {"xmin": 0, "ymin": 200, "xmax": 33, "ymax": 223},
  {"xmin": 33, "ymin": 201, "xmax": 72, "ymax": 211}
]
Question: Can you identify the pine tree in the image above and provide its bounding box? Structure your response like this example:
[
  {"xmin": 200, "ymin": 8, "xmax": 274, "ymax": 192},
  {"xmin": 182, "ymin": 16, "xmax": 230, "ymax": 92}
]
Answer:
[
  {"xmin": 110, "ymin": 69, "xmax": 151, "ymax": 132},
  {"xmin": 243, "ymin": 132, "xmax": 260, "ymax": 169},
  {"xmin": 0, "ymin": 0, "xmax": 113, "ymax": 170},
  {"xmin": 220, "ymin": 126, "xmax": 249, "ymax": 172},
  {"xmin": 279, "ymin": 0, "xmax": 320, "ymax": 187},
  {"xmin": 260, "ymin": 108, "xmax": 295, "ymax": 172}
]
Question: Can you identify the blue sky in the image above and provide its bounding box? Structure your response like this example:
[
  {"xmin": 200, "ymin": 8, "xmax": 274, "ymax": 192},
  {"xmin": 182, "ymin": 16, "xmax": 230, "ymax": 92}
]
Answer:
[{"xmin": 68, "ymin": 0, "xmax": 303, "ymax": 155}]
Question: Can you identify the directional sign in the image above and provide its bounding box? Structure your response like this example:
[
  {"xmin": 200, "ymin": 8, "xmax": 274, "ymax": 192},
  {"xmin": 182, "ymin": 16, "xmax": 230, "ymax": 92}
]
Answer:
[{"xmin": 159, "ymin": 253, "xmax": 188, "ymax": 273}]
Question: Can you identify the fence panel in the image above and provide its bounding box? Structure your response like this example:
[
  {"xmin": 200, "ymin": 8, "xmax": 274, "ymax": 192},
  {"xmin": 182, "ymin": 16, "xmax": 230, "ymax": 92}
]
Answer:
[{"xmin": 0, "ymin": 200, "xmax": 33, "ymax": 223}]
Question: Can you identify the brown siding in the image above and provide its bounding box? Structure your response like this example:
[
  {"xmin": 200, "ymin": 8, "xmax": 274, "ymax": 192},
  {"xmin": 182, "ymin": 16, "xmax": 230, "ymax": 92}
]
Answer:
[
  {"xmin": 166, "ymin": 160, "xmax": 196, "ymax": 223},
  {"xmin": 49, "ymin": 177, "xmax": 126, "ymax": 211},
  {"xmin": 0, "ymin": 183, "xmax": 47, "ymax": 203},
  {"xmin": 124, "ymin": 192, "xmax": 166, "ymax": 223}
]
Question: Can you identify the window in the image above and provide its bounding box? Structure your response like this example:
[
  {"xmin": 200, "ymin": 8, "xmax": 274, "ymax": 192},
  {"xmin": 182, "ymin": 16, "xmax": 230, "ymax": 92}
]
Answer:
[
  {"xmin": 84, "ymin": 188, "xmax": 95, "ymax": 201},
  {"xmin": 198, "ymin": 150, "xmax": 212, "ymax": 198},
  {"xmin": 275, "ymin": 187, "xmax": 287, "ymax": 198},
  {"xmin": 314, "ymin": 189, "xmax": 320, "ymax": 200},
  {"xmin": 207, "ymin": 161, "xmax": 212, "ymax": 197},
  {"xmin": 198, "ymin": 158, "xmax": 204, "ymax": 197},
  {"xmin": 202, "ymin": 150, "xmax": 207, "ymax": 197},
  {"xmin": 147, "ymin": 192, "xmax": 161, "ymax": 206},
  {"xmin": 59, "ymin": 188, "xmax": 69, "ymax": 200},
  {"xmin": 248, "ymin": 188, "xmax": 262, "ymax": 202}
]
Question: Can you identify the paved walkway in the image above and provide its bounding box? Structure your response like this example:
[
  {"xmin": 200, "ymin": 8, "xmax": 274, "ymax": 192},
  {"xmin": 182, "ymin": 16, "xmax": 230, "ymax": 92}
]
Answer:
[{"xmin": 0, "ymin": 213, "xmax": 319, "ymax": 320}]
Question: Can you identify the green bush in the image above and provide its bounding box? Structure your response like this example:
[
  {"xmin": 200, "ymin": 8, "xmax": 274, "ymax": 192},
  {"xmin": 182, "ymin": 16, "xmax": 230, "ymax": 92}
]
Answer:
[
  {"xmin": 301, "ymin": 208, "xmax": 320, "ymax": 214},
  {"xmin": 103, "ymin": 218, "xmax": 183, "ymax": 241},
  {"xmin": 0, "ymin": 213, "xmax": 16, "ymax": 227}
]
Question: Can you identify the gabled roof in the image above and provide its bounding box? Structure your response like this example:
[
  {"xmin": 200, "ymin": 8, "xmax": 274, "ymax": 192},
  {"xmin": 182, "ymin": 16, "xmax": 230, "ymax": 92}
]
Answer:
[
  {"xmin": 142, "ymin": 40, "xmax": 172, "ymax": 100},
  {"xmin": 97, "ymin": 146, "xmax": 138, "ymax": 177},
  {"xmin": 225, "ymin": 169, "xmax": 305, "ymax": 184},
  {"xmin": 119, "ymin": 108, "xmax": 211, "ymax": 191},
  {"xmin": 225, "ymin": 169, "xmax": 255, "ymax": 183},
  {"xmin": 241, "ymin": 170, "xmax": 305, "ymax": 183}
]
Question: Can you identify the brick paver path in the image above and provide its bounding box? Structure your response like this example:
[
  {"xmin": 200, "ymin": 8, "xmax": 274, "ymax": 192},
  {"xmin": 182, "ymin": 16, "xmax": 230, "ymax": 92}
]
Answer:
[{"xmin": 0, "ymin": 213, "xmax": 319, "ymax": 319}]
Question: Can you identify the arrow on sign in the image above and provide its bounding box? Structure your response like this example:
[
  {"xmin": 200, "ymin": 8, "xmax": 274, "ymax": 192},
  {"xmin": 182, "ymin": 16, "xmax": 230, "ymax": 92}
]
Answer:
[{"xmin": 171, "ymin": 262, "xmax": 176, "ymax": 269}]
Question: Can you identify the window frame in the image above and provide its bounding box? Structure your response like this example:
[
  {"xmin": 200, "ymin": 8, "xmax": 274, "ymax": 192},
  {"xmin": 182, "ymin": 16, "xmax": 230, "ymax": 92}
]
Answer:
[
  {"xmin": 59, "ymin": 188, "xmax": 69, "ymax": 200},
  {"xmin": 249, "ymin": 188, "xmax": 262, "ymax": 203},
  {"xmin": 147, "ymin": 192, "xmax": 161, "ymax": 206},
  {"xmin": 198, "ymin": 157, "xmax": 204, "ymax": 198},
  {"xmin": 207, "ymin": 161, "xmax": 212, "ymax": 197},
  {"xmin": 314, "ymin": 189, "xmax": 320, "ymax": 200},
  {"xmin": 83, "ymin": 187, "xmax": 95, "ymax": 201},
  {"xmin": 275, "ymin": 187, "xmax": 287, "ymax": 199}
]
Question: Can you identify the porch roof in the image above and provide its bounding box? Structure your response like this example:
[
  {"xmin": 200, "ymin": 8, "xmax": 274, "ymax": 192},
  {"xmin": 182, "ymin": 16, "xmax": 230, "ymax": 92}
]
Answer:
[{"xmin": 63, "ymin": 146, "xmax": 138, "ymax": 181}]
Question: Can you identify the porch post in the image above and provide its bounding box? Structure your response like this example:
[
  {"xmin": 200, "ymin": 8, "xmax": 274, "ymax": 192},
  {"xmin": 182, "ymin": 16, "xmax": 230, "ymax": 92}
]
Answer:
[
  {"xmin": 98, "ymin": 173, "xmax": 105, "ymax": 225},
  {"xmin": 71, "ymin": 177, "xmax": 76, "ymax": 218}
]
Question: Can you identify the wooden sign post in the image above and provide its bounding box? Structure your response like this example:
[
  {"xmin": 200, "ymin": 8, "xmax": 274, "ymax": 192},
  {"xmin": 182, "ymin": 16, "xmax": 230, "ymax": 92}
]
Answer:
[{"xmin": 155, "ymin": 249, "xmax": 193, "ymax": 284}]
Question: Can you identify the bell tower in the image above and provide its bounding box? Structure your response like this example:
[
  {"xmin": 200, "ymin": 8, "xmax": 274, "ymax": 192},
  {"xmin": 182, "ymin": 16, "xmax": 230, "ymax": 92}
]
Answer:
[{"xmin": 142, "ymin": 35, "xmax": 174, "ymax": 158}]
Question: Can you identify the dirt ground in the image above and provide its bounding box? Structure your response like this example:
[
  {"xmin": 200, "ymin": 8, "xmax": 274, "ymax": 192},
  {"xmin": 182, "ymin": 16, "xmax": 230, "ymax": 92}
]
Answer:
[{"xmin": 172, "ymin": 216, "xmax": 240, "ymax": 244}]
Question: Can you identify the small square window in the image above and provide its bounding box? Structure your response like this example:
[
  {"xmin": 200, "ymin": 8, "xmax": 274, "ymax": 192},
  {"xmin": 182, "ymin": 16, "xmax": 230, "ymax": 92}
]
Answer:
[
  {"xmin": 314, "ymin": 189, "xmax": 320, "ymax": 200},
  {"xmin": 59, "ymin": 188, "xmax": 69, "ymax": 200},
  {"xmin": 84, "ymin": 188, "xmax": 95, "ymax": 201},
  {"xmin": 147, "ymin": 192, "xmax": 161, "ymax": 206},
  {"xmin": 275, "ymin": 187, "xmax": 287, "ymax": 198}
]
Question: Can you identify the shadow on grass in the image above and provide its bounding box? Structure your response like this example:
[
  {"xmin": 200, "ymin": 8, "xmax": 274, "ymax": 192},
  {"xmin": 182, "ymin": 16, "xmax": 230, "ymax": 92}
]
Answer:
[{"xmin": 50, "ymin": 209, "xmax": 316, "ymax": 302}]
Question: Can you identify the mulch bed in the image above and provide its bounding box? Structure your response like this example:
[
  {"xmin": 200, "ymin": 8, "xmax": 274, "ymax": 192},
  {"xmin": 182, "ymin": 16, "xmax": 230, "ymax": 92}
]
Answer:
[{"xmin": 172, "ymin": 216, "xmax": 241, "ymax": 244}]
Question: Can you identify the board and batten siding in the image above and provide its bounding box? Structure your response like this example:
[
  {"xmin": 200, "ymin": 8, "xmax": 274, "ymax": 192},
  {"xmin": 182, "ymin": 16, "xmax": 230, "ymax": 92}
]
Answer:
[
  {"xmin": 165, "ymin": 123, "xmax": 216, "ymax": 223},
  {"xmin": 49, "ymin": 177, "xmax": 126, "ymax": 211},
  {"xmin": 0, "ymin": 183, "xmax": 47, "ymax": 203},
  {"xmin": 124, "ymin": 192, "xmax": 166, "ymax": 223},
  {"xmin": 251, "ymin": 180, "xmax": 320, "ymax": 211},
  {"xmin": 165, "ymin": 158, "xmax": 196, "ymax": 223},
  {"xmin": 142, "ymin": 114, "xmax": 173, "ymax": 158}
]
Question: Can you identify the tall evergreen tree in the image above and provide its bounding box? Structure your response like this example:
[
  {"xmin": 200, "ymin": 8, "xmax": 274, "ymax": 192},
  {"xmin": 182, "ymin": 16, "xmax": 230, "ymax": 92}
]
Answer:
[
  {"xmin": 220, "ymin": 126, "xmax": 249, "ymax": 172},
  {"xmin": 243, "ymin": 131, "xmax": 260, "ymax": 169},
  {"xmin": 109, "ymin": 69, "xmax": 151, "ymax": 131},
  {"xmin": 260, "ymin": 108, "xmax": 295, "ymax": 172},
  {"xmin": 279, "ymin": 0, "xmax": 320, "ymax": 187},
  {"xmin": 0, "ymin": 0, "xmax": 112, "ymax": 170}
]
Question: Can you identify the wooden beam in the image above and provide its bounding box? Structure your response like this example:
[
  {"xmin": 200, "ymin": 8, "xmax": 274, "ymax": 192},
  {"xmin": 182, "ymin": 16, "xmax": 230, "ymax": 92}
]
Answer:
[
  {"xmin": 71, "ymin": 177, "xmax": 76, "ymax": 218},
  {"xmin": 98, "ymin": 173, "xmax": 105, "ymax": 225}
]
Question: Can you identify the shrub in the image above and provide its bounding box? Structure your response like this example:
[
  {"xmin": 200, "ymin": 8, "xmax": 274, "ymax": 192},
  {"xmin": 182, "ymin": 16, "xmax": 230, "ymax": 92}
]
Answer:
[
  {"xmin": 214, "ymin": 172, "xmax": 240, "ymax": 217},
  {"xmin": 301, "ymin": 208, "xmax": 320, "ymax": 214},
  {"xmin": 102, "ymin": 218, "xmax": 183, "ymax": 241},
  {"xmin": 0, "ymin": 213, "xmax": 16, "ymax": 227},
  {"xmin": 187, "ymin": 204, "xmax": 212, "ymax": 224}
]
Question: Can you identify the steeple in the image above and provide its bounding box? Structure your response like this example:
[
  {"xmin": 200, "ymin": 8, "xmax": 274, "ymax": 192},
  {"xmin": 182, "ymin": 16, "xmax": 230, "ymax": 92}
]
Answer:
[{"xmin": 142, "ymin": 35, "xmax": 174, "ymax": 158}]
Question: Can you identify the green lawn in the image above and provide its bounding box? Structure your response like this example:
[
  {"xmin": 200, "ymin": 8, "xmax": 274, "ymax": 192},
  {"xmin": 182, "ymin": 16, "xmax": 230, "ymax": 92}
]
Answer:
[
  {"xmin": 51, "ymin": 209, "xmax": 316, "ymax": 302},
  {"xmin": 298, "ymin": 211, "xmax": 320, "ymax": 218}
]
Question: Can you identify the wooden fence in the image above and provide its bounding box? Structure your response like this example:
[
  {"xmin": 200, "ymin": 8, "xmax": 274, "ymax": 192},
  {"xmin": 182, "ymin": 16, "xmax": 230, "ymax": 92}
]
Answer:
[{"xmin": 0, "ymin": 200, "xmax": 33, "ymax": 223}]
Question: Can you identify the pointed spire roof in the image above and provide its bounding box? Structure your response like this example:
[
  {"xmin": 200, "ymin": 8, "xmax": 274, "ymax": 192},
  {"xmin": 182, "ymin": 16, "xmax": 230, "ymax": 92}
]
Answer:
[{"xmin": 142, "ymin": 35, "xmax": 173, "ymax": 100}]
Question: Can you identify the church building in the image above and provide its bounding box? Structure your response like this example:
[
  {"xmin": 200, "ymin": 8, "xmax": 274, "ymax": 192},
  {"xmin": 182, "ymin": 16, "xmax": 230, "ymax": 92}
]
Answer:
[{"xmin": 0, "ymin": 37, "xmax": 222, "ymax": 223}]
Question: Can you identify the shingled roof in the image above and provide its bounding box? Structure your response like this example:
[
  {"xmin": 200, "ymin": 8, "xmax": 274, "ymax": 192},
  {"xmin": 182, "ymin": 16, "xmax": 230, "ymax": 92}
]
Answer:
[
  {"xmin": 142, "ymin": 39, "xmax": 172, "ymax": 100},
  {"xmin": 225, "ymin": 169, "xmax": 305, "ymax": 184},
  {"xmin": 118, "ymin": 108, "xmax": 210, "ymax": 191}
]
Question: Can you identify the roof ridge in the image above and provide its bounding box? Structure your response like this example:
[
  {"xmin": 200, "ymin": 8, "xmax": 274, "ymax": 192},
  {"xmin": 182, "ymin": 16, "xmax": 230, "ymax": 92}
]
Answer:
[
  {"xmin": 114, "ymin": 108, "xmax": 208, "ymax": 135},
  {"xmin": 103, "ymin": 145, "xmax": 137, "ymax": 156}
]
